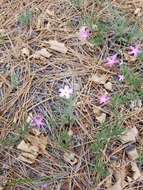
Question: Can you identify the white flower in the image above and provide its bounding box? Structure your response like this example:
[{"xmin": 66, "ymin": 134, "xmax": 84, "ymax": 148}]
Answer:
[{"xmin": 59, "ymin": 85, "xmax": 73, "ymax": 99}]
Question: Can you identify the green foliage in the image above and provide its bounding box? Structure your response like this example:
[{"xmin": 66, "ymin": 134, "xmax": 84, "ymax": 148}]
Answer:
[
  {"xmin": 94, "ymin": 0, "xmax": 105, "ymax": 3},
  {"xmin": 112, "ymin": 90, "xmax": 143, "ymax": 111},
  {"xmin": 58, "ymin": 130, "xmax": 71, "ymax": 149},
  {"xmin": 18, "ymin": 10, "xmax": 33, "ymax": 26},
  {"xmin": 91, "ymin": 120, "xmax": 124, "ymax": 178},
  {"xmin": 79, "ymin": 3, "xmax": 143, "ymax": 46},
  {"xmin": 11, "ymin": 71, "xmax": 20, "ymax": 89},
  {"xmin": 8, "ymin": 178, "xmax": 34, "ymax": 186},
  {"xmin": 70, "ymin": 0, "xmax": 84, "ymax": 8},
  {"xmin": 0, "ymin": 124, "xmax": 29, "ymax": 146},
  {"xmin": 127, "ymin": 24, "xmax": 143, "ymax": 43},
  {"xmin": 108, "ymin": 6, "xmax": 143, "ymax": 43},
  {"xmin": 95, "ymin": 160, "xmax": 109, "ymax": 177},
  {"xmin": 121, "ymin": 65, "xmax": 142, "ymax": 90},
  {"xmin": 138, "ymin": 52, "xmax": 143, "ymax": 61},
  {"xmin": 91, "ymin": 121, "xmax": 124, "ymax": 154},
  {"xmin": 92, "ymin": 34, "xmax": 105, "ymax": 47},
  {"xmin": 91, "ymin": 20, "xmax": 109, "ymax": 47},
  {"xmin": 0, "ymin": 133, "xmax": 20, "ymax": 146},
  {"xmin": 112, "ymin": 16, "xmax": 129, "ymax": 36},
  {"xmin": 0, "ymin": 32, "xmax": 7, "ymax": 45},
  {"xmin": 8, "ymin": 176, "xmax": 52, "ymax": 187},
  {"xmin": 45, "ymin": 112, "xmax": 58, "ymax": 129},
  {"xmin": 81, "ymin": 15, "xmax": 109, "ymax": 47},
  {"xmin": 60, "ymin": 98, "xmax": 76, "ymax": 125},
  {"xmin": 90, "ymin": 159, "xmax": 109, "ymax": 178},
  {"xmin": 138, "ymin": 153, "xmax": 143, "ymax": 166},
  {"xmin": 81, "ymin": 14, "xmax": 95, "ymax": 28}
]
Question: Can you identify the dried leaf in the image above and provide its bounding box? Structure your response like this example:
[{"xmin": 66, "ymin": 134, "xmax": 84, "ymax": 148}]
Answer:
[
  {"xmin": 104, "ymin": 82, "xmax": 113, "ymax": 91},
  {"xmin": 31, "ymin": 128, "xmax": 41, "ymax": 136},
  {"xmin": 110, "ymin": 181, "xmax": 122, "ymax": 190},
  {"xmin": 37, "ymin": 16, "xmax": 43, "ymax": 29},
  {"xmin": 18, "ymin": 140, "xmax": 39, "ymax": 155},
  {"xmin": 68, "ymin": 129, "xmax": 73, "ymax": 136},
  {"xmin": 17, "ymin": 130, "xmax": 48, "ymax": 164},
  {"xmin": 17, "ymin": 140, "xmax": 39, "ymax": 164},
  {"xmin": 107, "ymin": 165, "xmax": 127, "ymax": 190},
  {"xmin": 17, "ymin": 140, "xmax": 32, "ymax": 152},
  {"xmin": 46, "ymin": 8, "xmax": 54, "ymax": 16},
  {"xmin": 32, "ymin": 48, "xmax": 52, "ymax": 59},
  {"xmin": 48, "ymin": 40, "xmax": 68, "ymax": 53},
  {"xmin": 131, "ymin": 162, "xmax": 141, "ymax": 180},
  {"xmin": 134, "ymin": 8, "xmax": 142, "ymax": 17},
  {"xmin": 121, "ymin": 127, "xmax": 138, "ymax": 143},
  {"xmin": 26, "ymin": 134, "xmax": 48, "ymax": 154},
  {"xmin": 126, "ymin": 145, "xmax": 139, "ymax": 160},
  {"xmin": 64, "ymin": 152, "xmax": 78, "ymax": 166},
  {"xmin": 124, "ymin": 53, "xmax": 137, "ymax": 62},
  {"xmin": 106, "ymin": 173, "xmax": 113, "ymax": 188},
  {"xmin": 18, "ymin": 152, "xmax": 38, "ymax": 164},
  {"xmin": 126, "ymin": 176, "xmax": 132, "ymax": 182},
  {"xmin": 114, "ymin": 166, "xmax": 127, "ymax": 188},
  {"xmin": 93, "ymin": 106, "xmax": 102, "ymax": 116},
  {"xmin": 93, "ymin": 106, "xmax": 106, "ymax": 123},
  {"xmin": 21, "ymin": 47, "xmax": 30, "ymax": 56},
  {"xmin": 26, "ymin": 112, "xmax": 33, "ymax": 123},
  {"xmin": 90, "ymin": 73, "xmax": 107, "ymax": 84},
  {"xmin": 96, "ymin": 112, "xmax": 106, "ymax": 123}
]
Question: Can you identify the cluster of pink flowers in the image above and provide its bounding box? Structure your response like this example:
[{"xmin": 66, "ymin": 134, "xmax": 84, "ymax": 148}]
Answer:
[
  {"xmin": 105, "ymin": 45, "xmax": 141, "ymax": 68},
  {"xmin": 100, "ymin": 44, "xmax": 142, "ymax": 105},
  {"xmin": 32, "ymin": 114, "xmax": 45, "ymax": 128},
  {"xmin": 79, "ymin": 26, "xmax": 92, "ymax": 41},
  {"xmin": 99, "ymin": 95, "xmax": 110, "ymax": 105},
  {"xmin": 32, "ymin": 43, "xmax": 142, "ymax": 127},
  {"xmin": 128, "ymin": 45, "xmax": 142, "ymax": 57},
  {"xmin": 118, "ymin": 74, "xmax": 124, "ymax": 81},
  {"xmin": 41, "ymin": 184, "xmax": 48, "ymax": 190},
  {"xmin": 105, "ymin": 54, "xmax": 119, "ymax": 67}
]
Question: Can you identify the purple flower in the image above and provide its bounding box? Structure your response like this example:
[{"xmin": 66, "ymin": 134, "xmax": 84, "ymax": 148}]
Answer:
[
  {"xmin": 79, "ymin": 26, "xmax": 91, "ymax": 41},
  {"xmin": 99, "ymin": 95, "xmax": 110, "ymax": 105},
  {"xmin": 41, "ymin": 183, "xmax": 48, "ymax": 190},
  {"xmin": 128, "ymin": 45, "xmax": 142, "ymax": 57},
  {"xmin": 32, "ymin": 114, "xmax": 45, "ymax": 128},
  {"xmin": 118, "ymin": 74, "xmax": 124, "ymax": 81},
  {"xmin": 105, "ymin": 54, "xmax": 119, "ymax": 67}
]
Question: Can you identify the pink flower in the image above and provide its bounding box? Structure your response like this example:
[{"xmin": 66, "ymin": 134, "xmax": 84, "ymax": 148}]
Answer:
[
  {"xmin": 118, "ymin": 74, "xmax": 124, "ymax": 81},
  {"xmin": 79, "ymin": 26, "xmax": 91, "ymax": 41},
  {"xmin": 128, "ymin": 45, "xmax": 142, "ymax": 57},
  {"xmin": 32, "ymin": 114, "xmax": 45, "ymax": 128},
  {"xmin": 99, "ymin": 95, "xmax": 110, "ymax": 105},
  {"xmin": 59, "ymin": 85, "xmax": 73, "ymax": 99},
  {"xmin": 41, "ymin": 183, "xmax": 48, "ymax": 190},
  {"xmin": 105, "ymin": 54, "xmax": 119, "ymax": 67}
]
